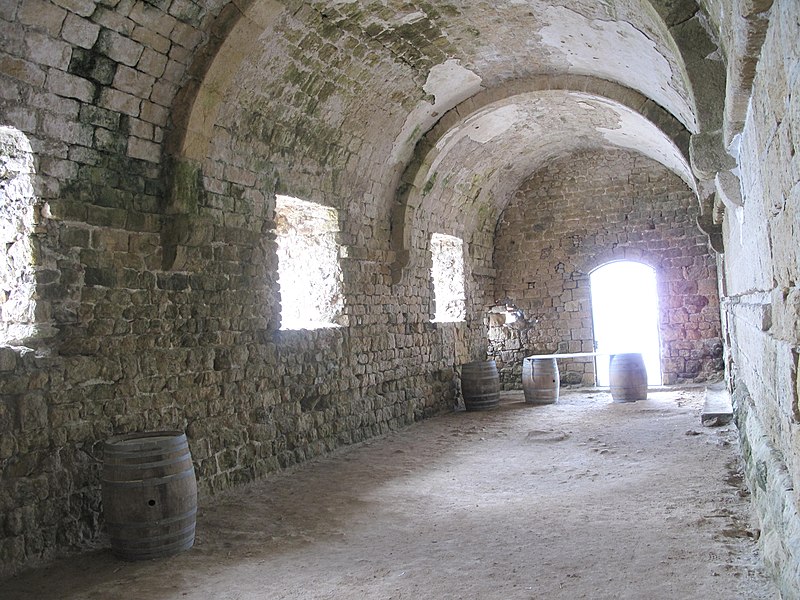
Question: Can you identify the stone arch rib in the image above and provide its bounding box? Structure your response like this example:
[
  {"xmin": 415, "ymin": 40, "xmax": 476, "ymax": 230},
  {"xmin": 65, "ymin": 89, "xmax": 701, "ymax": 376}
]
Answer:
[
  {"xmin": 160, "ymin": 0, "xmax": 285, "ymax": 270},
  {"xmin": 166, "ymin": 0, "xmax": 285, "ymax": 163}
]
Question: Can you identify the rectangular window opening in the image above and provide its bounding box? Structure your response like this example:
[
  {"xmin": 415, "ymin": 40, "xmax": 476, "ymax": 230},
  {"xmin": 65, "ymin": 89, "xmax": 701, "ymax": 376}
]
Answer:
[
  {"xmin": 431, "ymin": 232, "xmax": 466, "ymax": 323},
  {"xmin": 275, "ymin": 195, "xmax": 344, "ymax": 331}
]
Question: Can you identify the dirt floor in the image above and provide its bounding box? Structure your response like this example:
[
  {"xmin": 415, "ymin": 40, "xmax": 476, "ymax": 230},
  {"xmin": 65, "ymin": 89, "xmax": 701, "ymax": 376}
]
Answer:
[{"xmin": 3, "ymin": 387, "xmax": 780, "ymax": 599}]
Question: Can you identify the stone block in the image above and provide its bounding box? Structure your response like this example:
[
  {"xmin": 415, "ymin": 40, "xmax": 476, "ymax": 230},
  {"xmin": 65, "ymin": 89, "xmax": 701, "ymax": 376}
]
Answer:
[
  {"xmin": 41, "ymin": 116, "xmax": 93, "ymax": 147},
  {"xmin": 702, "ymin": 383, "xmax": 733, "ymax": 426},
  {"xmin": 51, "ymin": 0, "xmax": 95, "ymax": 17},
  {"xmin": 0, "ymin": 54, "xmax": 47, "ymax": 88},
  {"xmin": 137, "ymin": 48, "xmax": 167, "ymax": 78},
  {"xmin": 19, "ymin": 0, "xmax": 66, "ymax": 37},
  {"xmin": 24, "ymin": 30, "xmax": 71, "ymax": 70},
  {"xmin": 96, "ymin": 29, "xmax": 144, "ymax": 67},
  {"xmin": 127, "ymin": 135, "xmax": 160, "ymax": 162},
  {"xmin": 68, "ymin": 48, "xmax": 117, "ymax": 86},
  {"xmin": 46, "ymin": 68, "xmax": 95, "ymax": 102},
  {"xmin": 17, "ymin": 394, "xmax": 48, "ymax": 431},
  {"xmin": 130, "ymin": 25, "xmax": 171, "ymax": 55},
  {"xmin": 0, "ymin": 348, "xmax": 17, "ymax": 372},
  {"xmin": 98, "ymin": 87, "xmax": 140, "ymax": 116},
  {"xmin": 60, "ymin": 13, "xmax": 100, "ymax": 49},
  {"xmin": 112, "ymin": 64, "xmax": 155, "ymax": 97},
  {"xmin": 140, "ymin": 100, "xmax": 169, "ymax": 126}
]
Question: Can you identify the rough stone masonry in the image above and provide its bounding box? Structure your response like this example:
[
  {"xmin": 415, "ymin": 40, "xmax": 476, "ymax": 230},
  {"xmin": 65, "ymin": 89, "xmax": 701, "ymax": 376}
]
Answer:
[{"xmin": 0, "ymin": 1, "xmax": 799, "ymax": 596}]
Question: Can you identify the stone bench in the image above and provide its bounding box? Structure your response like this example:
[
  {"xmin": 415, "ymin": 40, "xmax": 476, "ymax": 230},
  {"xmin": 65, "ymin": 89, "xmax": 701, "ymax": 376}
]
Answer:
[{"xmin": 701, "ymin": 382, "xmax": 733, "ymax": 426}]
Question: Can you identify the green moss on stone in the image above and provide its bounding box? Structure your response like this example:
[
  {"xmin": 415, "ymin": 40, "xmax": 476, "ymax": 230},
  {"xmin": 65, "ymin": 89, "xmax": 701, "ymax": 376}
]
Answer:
[
  {"xmin": 169, "ymin": 158, "xmax": 204, "ymax": 215},
  {"xmin": 422, "ymin": 172, "xmax": 437, "ymax": 196}
]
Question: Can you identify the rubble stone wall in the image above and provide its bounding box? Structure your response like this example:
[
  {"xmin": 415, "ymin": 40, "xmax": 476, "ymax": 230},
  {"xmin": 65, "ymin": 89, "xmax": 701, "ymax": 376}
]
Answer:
[{"xmin": 0, "ymin": 0, "xmax": 484, "ymax": 576}]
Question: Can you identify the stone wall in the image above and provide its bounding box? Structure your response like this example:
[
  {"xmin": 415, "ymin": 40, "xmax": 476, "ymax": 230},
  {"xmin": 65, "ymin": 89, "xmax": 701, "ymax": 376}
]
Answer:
[
  {"xmin": 490, "ymin": 150, "xmax": 724, "ymax": 388},
  {"xmin": 0, "ymin": 0, "xmax": 487, "ymax": 576},
  {"xmin": 0, "ymin": 166, "xmax": 483, "ymax": 577},
  {"xmin": 718, "ymin": 0, "xmax": 800, "ymax": 594}
]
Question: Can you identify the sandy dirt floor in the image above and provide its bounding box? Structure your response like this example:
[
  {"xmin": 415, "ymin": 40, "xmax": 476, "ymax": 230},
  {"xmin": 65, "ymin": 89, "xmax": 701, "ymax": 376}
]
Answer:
[{"xmin": 3, "ymin": 387, "xmax": 780, "ymax": 599}]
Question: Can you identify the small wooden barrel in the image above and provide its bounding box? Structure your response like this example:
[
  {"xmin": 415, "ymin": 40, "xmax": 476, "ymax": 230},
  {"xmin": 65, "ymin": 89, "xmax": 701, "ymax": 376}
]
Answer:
[
  {"xmin": 102, "ymin": 431, "xmax": 197, "ymax": 560},
  {"xmin": 609, "ymin": 353, "xmax": 648, "ymax": 402},
  {"xmin": 461, "ymin": 360, "xmax": 500, "ymax": 411},
  {"xmin": 522, "ymin": 357, "xmax": 560, "ymax": 404}
]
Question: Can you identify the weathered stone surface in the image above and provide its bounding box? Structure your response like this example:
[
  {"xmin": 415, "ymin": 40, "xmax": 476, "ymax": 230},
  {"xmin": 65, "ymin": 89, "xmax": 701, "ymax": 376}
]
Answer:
[
  {"xmin": 736, "ymin": 383, "xmax": 800, "ymax": 598},
  {"xmin": 718, "ymin": 2, "xmax": 800, "ymax": 594}
]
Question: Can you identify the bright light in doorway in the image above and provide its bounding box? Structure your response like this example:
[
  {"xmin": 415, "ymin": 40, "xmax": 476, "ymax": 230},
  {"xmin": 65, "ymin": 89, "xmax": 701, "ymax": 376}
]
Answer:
[{"xmin": 590, "ymin": 261, "xmax": 662, "ymax": 386}]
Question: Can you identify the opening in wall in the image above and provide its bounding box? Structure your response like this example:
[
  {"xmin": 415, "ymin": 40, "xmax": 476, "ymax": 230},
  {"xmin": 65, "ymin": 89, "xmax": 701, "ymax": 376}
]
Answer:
[
  {"xmin": 590, "ymin": 260, "xmax": 662, "ymax": 386},
  {"xmin": 430, "ymin": 233, "xmax": 466, "ymax": 322},
  {"xmin": 1, "ymin": 126, "xmax": 37, "ymax": 345},
  {"xmin": 275, "ymin": 195, "xmax": 344, "ymax": 330}
]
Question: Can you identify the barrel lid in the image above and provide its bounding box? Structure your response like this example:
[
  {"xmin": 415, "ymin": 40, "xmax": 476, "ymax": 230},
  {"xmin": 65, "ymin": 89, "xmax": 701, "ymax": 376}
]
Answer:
[
  {"xmin": 462, "ymin": 359, "xmax": 496, "ymax": 367},
  {"xmin": 105, "ymin": 431, "xmax": 186, "ymax": 448}
]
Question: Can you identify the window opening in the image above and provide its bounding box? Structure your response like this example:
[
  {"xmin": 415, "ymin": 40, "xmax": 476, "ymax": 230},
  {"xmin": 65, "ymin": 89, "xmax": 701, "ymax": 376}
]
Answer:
[
  {"xmin": 275, "ymin": 195, "xmax": 344, "ymax": 330},
  {"xmin": 590, "ymin": 261, "xmax": 662, "ymax": 386},
  {"xmin": 1, "ymin": 126, "xmax": 37, "ymax": 344},
  {"xmin": 431, "ymin": 233, "xmax": 466, "ymax": 322}
]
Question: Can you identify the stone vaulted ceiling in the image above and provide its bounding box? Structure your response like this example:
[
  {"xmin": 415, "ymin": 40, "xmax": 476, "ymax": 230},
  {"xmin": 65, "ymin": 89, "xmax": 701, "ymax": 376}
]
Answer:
[{"xmin": 170, "ymin": 0, "xmax": 722, "ymax": 273}]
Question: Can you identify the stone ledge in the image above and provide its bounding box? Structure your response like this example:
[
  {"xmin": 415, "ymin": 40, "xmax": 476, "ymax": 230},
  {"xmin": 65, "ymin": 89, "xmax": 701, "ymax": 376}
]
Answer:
[{"xmin": 702, "ymin": 382, "xmax": 733, "ymax": 426}]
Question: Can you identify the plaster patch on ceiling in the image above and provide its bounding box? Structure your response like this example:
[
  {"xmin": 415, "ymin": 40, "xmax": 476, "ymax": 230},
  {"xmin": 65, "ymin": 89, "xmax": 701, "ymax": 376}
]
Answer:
[
  {"xmin": 430, "ymin": 104, "xmax": 523, "ymax": 175},
  {"xmin": 538, "ymin": 5, "xmax": 697, "ymax": 132},
  {"xmin": 435, "ymin": 104, "xmax": 523, "ymax": 151},
  {"xmin": 466, "ymin": 104, "xmax": 522, "ymax": 143},
  {"xmin": 424, "ymin": 59, "xmax": 484, "ymax": 107},
  {"xmin": 389, "ymin": 59, "xmax": 483, "ymax": 165},
  {"xmin": 584, "ymin": 95, "xmax": 695, "ymax": 190}
]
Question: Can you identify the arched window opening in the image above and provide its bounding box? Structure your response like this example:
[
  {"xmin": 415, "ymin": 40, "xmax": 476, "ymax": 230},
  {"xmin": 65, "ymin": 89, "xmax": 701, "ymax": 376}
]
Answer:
[
  {"xmin": 1, "ymin": 126, "xmax": 37, "ymax": 345},
  {"xmin": 275, "ymin": 195, "xmax": 344, "ymax": 330},
  {"xmin": 590, "ymin": 261, "xmax": 662, "ymax": 386},
  {"xmin": 430, "ymin": 233, "xmax": 466, "ymax": 322}
]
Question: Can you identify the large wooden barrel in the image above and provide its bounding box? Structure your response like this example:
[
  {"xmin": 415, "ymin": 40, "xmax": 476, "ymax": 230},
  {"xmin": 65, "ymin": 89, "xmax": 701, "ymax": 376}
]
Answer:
[
  {"xmin": 609, "ymin": 353, "xmax": 648, "ymax": 402},
  {"xmin": 102, "ymin": 431, "xmax": 197, "ymax": 560},
  {"xmin": 522, "ymin": 357, "xmax": 560, "ymax": 404},
  {"xmin": 461, "ymin": 360, "xmax": 500, "ymax": 411}
]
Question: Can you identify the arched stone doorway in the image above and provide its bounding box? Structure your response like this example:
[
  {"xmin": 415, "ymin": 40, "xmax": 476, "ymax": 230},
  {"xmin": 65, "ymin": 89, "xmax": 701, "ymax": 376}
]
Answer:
[{"xmin": 590, "ymin": 261, "xmax": 662, "ymax": 386}]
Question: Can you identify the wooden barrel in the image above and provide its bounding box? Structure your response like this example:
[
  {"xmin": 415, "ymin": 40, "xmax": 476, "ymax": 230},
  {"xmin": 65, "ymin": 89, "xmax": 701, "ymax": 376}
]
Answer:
[
  {"xmin": 522, "ymin": 357, "xmax": 560, "ymax": 404},
  {"xmin": 102, "ymin": 431, "xmax": 197, "ymax": 560},
  {"xmin": 461, "ymin": 360, "xmax": 500, "ymax": 411},
  {"xmin": 609, "ymin": 353, "xmax": 648, "ymax": 402}
]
